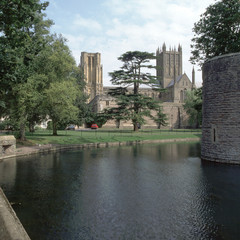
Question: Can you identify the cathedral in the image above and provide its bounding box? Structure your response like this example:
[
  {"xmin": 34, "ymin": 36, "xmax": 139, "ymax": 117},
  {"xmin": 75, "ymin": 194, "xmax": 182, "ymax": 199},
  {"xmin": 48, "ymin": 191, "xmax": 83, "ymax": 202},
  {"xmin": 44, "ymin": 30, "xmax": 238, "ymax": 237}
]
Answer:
[{"xmin": 80, "ymin": 44, "xmax": 196, "ymax": 128}]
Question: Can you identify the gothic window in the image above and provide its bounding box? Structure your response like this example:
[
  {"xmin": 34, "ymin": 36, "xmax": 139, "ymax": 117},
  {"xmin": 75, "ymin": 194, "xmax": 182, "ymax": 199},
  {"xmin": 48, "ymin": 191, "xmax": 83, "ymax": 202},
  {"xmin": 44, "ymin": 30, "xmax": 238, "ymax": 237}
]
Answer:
[{"xmin": 106, "ymin": 101, "xmax": 109, "ymax": 106}]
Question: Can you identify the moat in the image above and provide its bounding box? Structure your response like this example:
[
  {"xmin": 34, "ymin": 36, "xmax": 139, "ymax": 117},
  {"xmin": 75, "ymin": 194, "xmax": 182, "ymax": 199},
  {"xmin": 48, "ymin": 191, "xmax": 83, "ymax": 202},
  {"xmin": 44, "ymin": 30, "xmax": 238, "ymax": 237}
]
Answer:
[{"xmin": 0, "ymin": 142, "xmax": 240, "ymax": 240}]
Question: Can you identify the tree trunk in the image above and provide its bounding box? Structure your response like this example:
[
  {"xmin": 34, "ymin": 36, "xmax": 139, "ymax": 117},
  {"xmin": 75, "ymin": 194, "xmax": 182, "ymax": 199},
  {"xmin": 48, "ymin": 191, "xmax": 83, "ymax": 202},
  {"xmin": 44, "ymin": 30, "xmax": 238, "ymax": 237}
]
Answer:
[
  {"xmin": 52, "ymin": 120, "xmax": 58, "ymax": 136},
  {"xmin": 134, "ymin": 123, "xmax": 139, "ymax": 132},
  {"xmin": 116, "ymin": 119, "xmax": 120, "ymax": 128},
  {"xmin": 19, "ymin": 123, "xmax": 26, "ymax": 141}
]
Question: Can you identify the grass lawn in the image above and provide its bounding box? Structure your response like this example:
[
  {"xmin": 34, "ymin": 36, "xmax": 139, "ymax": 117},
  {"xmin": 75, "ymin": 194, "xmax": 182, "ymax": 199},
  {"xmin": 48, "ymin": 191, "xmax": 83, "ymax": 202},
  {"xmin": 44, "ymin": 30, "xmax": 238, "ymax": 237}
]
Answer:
[{"xmin": 18, "ymin": 129, "xmax": 202, "ymax": 146}]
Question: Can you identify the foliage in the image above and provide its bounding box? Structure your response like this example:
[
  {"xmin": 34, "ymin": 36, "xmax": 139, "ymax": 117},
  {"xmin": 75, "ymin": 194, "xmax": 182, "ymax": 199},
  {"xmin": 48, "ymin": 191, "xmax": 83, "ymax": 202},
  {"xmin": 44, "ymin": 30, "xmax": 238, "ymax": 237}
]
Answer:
[
  {"xmin": 103, "ymin": 87, "xmax": 129, "ymax": 128},
  {"xmin": 44, "ymin": 81, "xmax": 79, "ymax": 135},
  {"xmin": 0, "ymin": 120, "xmax": 7, "ymax": 130},
  {"xmin": 152, "ymin": 106, "xmax": 168, "ymax": 129},
  {"xmin": 47, "ymin": 121, "xmax": 53, "ymax": 130},
  {"xmin": 0, "ymin": 2, "xmax": 87, "ymax": 139},
  {"xmin": 73, "ymin": 69, "xmax": 90, "ymax": 126},
  {"xmin": 0, "ymin": 0, "xmax": 54, "ymax": 139},
  {"xmin": 108, "ymin": 51, "xmax": 161, "ymax": 131},
  {"xmin": 0, "ymin": 0, "xmax": 52, "ymax": 112},
  {"xmin": 190, "ymin": 0, "xmax": 240, "ymax": 66},
  {"xmin": 183, "ymin": 88, "xmax": 202, "ymax": 128}
]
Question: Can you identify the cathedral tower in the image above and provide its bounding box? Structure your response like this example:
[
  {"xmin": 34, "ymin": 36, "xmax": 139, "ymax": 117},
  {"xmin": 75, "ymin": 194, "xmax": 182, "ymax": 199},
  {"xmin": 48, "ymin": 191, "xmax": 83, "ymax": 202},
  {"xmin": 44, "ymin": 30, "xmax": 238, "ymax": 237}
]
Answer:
[
  {"xmin": 80, "ymin": 52, "xmax": 103, "ymax": 102},
  {"xmin": 156, "ymin": 43, "xmax": 182, "ymax": 88}
]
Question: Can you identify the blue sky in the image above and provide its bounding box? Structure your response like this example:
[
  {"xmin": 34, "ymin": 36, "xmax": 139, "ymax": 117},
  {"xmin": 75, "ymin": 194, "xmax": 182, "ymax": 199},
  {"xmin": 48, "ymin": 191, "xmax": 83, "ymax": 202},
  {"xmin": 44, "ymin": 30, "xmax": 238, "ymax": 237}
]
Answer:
[{"xmin": 44, "ymin": 0, "xmax": 215, "ymax": 86}]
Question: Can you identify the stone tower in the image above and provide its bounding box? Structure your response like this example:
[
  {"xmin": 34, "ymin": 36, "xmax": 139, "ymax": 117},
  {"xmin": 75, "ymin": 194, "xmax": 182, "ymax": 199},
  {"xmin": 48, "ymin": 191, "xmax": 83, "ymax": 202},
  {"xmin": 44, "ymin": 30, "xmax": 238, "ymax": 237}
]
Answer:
[
  {"xmin": 201, "ymin": 53, "xmax": 240, "ymax": 164},
  {"xmin": 80, "ymin": 52, "xmax": 103, "ymax": 102},
  {"xmin": 156, "ymin": 43, "xmax": 182, "ymax": 88}
]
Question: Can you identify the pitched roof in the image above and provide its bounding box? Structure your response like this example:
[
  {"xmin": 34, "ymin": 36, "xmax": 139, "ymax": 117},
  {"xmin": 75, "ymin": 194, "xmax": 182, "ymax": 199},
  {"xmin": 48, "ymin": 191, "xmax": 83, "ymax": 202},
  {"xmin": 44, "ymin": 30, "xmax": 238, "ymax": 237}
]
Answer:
[{"xmin": 167, "ymin": 75, "xmax": 183, "ymax": 88}]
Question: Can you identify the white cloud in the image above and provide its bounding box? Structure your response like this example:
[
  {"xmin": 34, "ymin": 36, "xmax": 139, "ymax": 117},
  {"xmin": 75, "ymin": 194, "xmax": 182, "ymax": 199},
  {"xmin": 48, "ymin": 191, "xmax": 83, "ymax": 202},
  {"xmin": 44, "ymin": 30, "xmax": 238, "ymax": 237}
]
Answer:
[
  {"xmin": 73, "ymin": 14, "xmax": 102, "ymax": 32},
  {"xmin": 58, "ymin": 0, "xmax": 215, "ymax": 87}
]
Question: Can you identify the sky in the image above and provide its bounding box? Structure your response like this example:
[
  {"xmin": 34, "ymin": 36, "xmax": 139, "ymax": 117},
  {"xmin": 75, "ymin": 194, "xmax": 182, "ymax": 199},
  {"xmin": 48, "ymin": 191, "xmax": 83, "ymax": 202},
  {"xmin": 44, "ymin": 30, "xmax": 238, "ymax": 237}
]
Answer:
[{"xmin": 44, "ymin": 0, "xmax": 215, "ymax": 87}]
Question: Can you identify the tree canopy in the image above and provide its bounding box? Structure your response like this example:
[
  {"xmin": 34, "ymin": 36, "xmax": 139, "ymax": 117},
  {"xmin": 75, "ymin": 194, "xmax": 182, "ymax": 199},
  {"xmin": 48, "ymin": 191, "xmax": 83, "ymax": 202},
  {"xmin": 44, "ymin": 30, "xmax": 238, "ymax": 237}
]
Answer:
[
  {"xmin": 0, "ymin": 0, "xmax": 52, "ymax": 110},
  {"xmin": 190, "ymin": 0, "xmax": 240, "ymax": 66},
  {"xmin": 0, "ymin": 2, "xmax": 86, "ymax": 139}
]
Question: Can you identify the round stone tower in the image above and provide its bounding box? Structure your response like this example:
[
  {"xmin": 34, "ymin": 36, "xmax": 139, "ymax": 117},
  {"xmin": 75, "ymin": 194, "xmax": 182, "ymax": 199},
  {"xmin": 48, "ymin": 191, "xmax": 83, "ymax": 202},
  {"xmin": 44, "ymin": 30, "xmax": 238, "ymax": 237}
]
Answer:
[{"xmin": 201, "ymin": 53, "xmax": 240, "ymax": 164}]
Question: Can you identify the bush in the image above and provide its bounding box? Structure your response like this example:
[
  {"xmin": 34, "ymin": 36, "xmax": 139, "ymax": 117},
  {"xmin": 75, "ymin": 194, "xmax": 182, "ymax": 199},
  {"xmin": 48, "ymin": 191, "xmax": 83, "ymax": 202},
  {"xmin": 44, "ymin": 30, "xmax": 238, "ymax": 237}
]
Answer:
[{"xmin": 0, "ymin": 121, "xmax": 7, "ymax": 130}]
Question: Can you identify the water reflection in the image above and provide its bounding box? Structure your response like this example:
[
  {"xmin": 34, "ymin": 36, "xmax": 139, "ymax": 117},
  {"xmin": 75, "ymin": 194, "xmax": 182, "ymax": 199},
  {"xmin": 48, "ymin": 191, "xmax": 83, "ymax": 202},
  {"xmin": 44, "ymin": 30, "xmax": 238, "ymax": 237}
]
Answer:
[{"xmin": 0, "ymin": 143, "xmax": 240, "ymax": 240}]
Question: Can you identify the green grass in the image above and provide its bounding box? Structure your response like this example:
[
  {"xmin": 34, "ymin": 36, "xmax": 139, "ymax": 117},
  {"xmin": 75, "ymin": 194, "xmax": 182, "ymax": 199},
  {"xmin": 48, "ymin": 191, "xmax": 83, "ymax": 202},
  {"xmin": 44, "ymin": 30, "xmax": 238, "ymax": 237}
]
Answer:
[{"xmin": 21, "ymin": 129, "xmax": 201, "ymax": 146}]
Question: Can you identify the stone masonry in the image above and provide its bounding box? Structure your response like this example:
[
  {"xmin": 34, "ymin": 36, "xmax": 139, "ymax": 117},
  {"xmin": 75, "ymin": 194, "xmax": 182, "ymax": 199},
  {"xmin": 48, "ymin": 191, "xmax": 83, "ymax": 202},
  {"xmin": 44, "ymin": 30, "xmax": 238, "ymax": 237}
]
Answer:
[
  {"xmin": 0, "ymin": 136, "xmax": 16, "ymax": 159},
  {"xmin": 201, "ymin": 53, "xmax": 240, "ymax": 164}
]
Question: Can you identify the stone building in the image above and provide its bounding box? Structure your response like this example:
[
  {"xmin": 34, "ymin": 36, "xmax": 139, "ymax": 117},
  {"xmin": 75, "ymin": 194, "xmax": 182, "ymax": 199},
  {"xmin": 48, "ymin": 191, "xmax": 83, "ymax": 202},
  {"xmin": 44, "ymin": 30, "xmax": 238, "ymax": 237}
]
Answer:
[
  {"xmin": 80, "ymin": 52, "xmax": 103, "ymax": 102},
  {"xmin": 81, "ymin": 44, "xmax": 196, "ymax": 129},
  {"xmin": 201, "ymin": 53, "xmax": 240, "ymax": 164},
  {"xmin": 156, "ymin": 43, "xmax": 195, "ymax": 103}
]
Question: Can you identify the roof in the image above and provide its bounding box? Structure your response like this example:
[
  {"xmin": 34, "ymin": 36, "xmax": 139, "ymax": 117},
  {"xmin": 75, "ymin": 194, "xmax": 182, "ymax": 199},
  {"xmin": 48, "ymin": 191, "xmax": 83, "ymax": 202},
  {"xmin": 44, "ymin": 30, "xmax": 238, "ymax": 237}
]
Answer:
[{"xmin": 167, "ymin": 75, "xmax": 183, "ymax": 88}]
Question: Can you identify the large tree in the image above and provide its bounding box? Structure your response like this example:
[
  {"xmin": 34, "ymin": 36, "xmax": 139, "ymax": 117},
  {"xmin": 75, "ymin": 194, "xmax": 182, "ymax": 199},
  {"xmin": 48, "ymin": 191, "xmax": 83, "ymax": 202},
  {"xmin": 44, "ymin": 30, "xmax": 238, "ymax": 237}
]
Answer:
[
  {"xmin": 190, "ymin": 0, "xmax": 240, "ymax": 66},
  {"xmin": 44, "ymin": 81, "xmax": 78, "ymax": 136},
  {"xmin": 32, "ymin": 35, "xmax": 82, "ymax": 136},
  {"xmin": 0, "ymin": 0, "xmax": 54, "ymax": 140},
  {"xmin": 0, "ymin": 0, "xmax": 51, "ymax": 111},
  {"xmin": 109, "ymin": 51, "xmax": 161, "ymax": 131}
]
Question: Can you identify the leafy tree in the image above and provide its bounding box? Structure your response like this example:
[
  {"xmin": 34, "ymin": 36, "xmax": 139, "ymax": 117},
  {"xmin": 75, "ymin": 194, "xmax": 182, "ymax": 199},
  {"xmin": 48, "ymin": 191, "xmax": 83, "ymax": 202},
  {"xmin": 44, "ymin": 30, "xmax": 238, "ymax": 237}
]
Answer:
[
  {"xmin": 37, "ymin": 35, "xmax": 82, "ymax": 136},
  {"xmin": 109, "ymin": 51, "xmax": 160, "ymax": 131},
  {"xmin": 44, "ymin": 81, "xmax": 78, "ymax": 135},
  {"xmin": 183, "ymin": 87, "xmax": 202, "ymax": 128},
  {"xmin": 7, "ymin": 34, "xmax": 84, "ymax": 138},
  {"xmin": 190, "ymin": 0, "xmax": 240, "ymax": 66},
  {"xmin": 152, "ymin": 106, "xmax": 168, "ymax": 129},
  {"xmin": 0, "ymin": 0, "xmax": 53, "ymax": 140},
  {"xmin": 0, "ymin": 0, "xmax": 51, "ymax": 111}
]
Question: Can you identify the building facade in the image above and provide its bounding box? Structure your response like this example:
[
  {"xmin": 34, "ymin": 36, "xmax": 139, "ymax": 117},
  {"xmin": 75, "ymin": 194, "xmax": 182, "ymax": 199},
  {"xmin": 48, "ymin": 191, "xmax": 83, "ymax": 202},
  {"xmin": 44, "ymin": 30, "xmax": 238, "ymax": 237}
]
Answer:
[
  {"xmin": 80, "ymin": 52, "xmax": 103, "ymax": 102},
  {"xmin": 82, "ymin": 44, "xmax": 196, "ymax": 129},
  {"xmin": 156, "ymin": 43, "xmax": 195, "ymax": 103}
]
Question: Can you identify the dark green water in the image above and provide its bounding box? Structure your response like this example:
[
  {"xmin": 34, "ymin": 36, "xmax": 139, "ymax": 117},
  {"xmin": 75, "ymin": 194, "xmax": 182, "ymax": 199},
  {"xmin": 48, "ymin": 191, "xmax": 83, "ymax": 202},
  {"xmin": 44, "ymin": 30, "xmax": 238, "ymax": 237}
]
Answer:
[{"xmin": 1, "ymin": 142, "xmax": 240, "ymax": 240}]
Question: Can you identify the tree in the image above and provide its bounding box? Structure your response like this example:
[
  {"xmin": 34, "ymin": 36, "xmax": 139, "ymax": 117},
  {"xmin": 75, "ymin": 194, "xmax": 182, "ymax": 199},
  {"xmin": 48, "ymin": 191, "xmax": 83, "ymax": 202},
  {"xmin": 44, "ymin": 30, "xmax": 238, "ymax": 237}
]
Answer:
[
  {"xmin": 103, "ymin": 87, "xmax": 130, "ymax": 128},
  {"xmin": 190, "ymin": 0, "xmax": 240, "ymax": 66},
  {"xmin": 109, "ymin": 51, "xmax": 161, "ymax": 131},
  {"xmin": 0, "ymin": 0, "xmax": 51, "ymax": 110},
  {"xmin": 152, "ymin": 106, "xmax": 168, "ymax": 129},
  {"xmin": 183, "ymin": 87, "xmax": 202, "ymax": 128},
  {"xmin": 44, "ymin": 81, "xmax": 78, "ymax": 136},
  {"xmin": 0, "ymin": 0, "xmax": 53, "ymax": 140},
  {"xmin": 37, "ymin": 35, "xmax": 82, "ymax": 136}
]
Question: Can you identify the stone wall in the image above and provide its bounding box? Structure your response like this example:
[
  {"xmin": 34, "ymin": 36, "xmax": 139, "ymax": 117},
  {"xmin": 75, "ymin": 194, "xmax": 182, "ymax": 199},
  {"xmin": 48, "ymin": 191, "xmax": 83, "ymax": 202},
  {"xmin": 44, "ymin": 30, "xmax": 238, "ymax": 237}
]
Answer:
[
  {"xmin": 201, "ymin": 53, "xmax": 240, "ymax": 164},
  {"xmin": 0, "ymin": 188, "xmax": 30, "ymax": 240},
  {"xmin": 0, "ymin": 136, "xmax": 16, "ymax": 159},
  {"xmin": 90, "ymin": 95, "xmax": 190, "ymax": 129}
]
